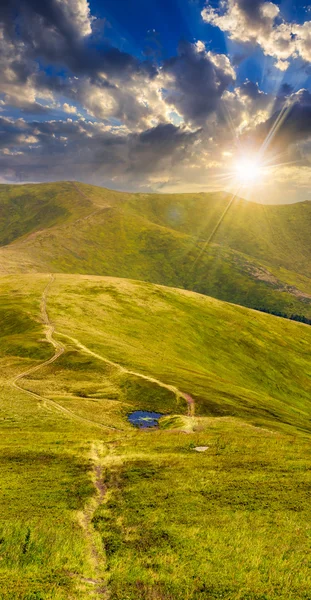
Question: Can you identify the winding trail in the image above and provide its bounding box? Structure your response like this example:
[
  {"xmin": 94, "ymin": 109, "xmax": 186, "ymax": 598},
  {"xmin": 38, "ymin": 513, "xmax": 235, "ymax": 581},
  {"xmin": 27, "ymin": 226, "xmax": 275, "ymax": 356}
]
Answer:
[
  {"xmin": 10, "ymin": 276, "xmax": 111, "ymax": 598},
  {"xmin": 11, "ymin": 273, "xmax": 195, "ymax": 419},
  {"xmin": 57, "ymin": 331, "xmax": 195, "ymax": 415},
  {"xmin": 9, "ymin": 273, "xmax": 195, "ymax": 596},
  {"xmin": 11, "ymin": 274, "xmax": 195, "ymax": 421},
  {"xmin": 11, "ymin": 276, "xmax": 121, "ymax": 432},
  {"xmin": 13, "ymin": 275, "xmax": 64, "ymax": 385}
]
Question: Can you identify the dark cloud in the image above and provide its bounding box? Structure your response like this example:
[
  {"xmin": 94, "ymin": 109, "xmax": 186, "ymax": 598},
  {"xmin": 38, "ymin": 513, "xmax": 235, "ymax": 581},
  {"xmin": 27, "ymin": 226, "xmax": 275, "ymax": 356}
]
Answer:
[
  {"xmin": 0, "ymin": 0, "xmax": 159, "ymax": 126},
  {"xmin": 246, "ymin": 90, "xmax": 311, "ymax": 153},
  {"xmin": 1, "ymin": 0, "xmax": 308, "ymax": 201},
  {"xmin": 238, "ymin": 80, "xmax": 270, "ymax": 112},
  {"xmin": 235, "ymin": 0, "xmax": 266, "ymax": 22},
  {"xmin": 239, "ymin": 81, "xmax": 262, "ymax": 101},
  {"xmin": 1, "ymin": 3, "xmax": 236, "ymax": 128},
  {"xmin": 0, "ymin": 0, "xmax": 155, "ymax": 79},
  {"xmin": 0, "ymin": 0, "xmax": 89, "ymax": 45},
  {"xmin": 0, "ymin": 117, "xmax": 201, "ymax": 187},
  {"xmin": 126, "ymin": 123, "xmax": 201, "ymax": 174},
  {"xmin": 163, "ymin": 41, "xmax": 235, "ymax": 125},
  {"xmin": 0, "ymin": 1, "xmax": 159, "ymax": 129}
]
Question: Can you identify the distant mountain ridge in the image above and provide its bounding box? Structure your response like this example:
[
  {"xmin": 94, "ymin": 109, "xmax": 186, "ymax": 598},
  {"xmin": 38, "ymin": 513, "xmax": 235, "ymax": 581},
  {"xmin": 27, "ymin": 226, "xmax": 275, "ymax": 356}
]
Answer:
[{"xmin": 1, "ymin": 180, "xmax": 311, "ymax": 319}]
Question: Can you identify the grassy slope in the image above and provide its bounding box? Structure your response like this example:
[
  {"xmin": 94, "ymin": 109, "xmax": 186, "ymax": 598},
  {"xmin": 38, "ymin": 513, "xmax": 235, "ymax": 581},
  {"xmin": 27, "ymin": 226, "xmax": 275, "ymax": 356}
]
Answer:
[
  {"xmin": 0, "ymin": 275, "xmax": 102, "ymax": 599},
  {"xmin": 0, "ymin": 182, "xmax": 311, "ymax": 318},
  {"xmin": 120, "ymin": 189, "xmax": 311, "ymax": 275},
  {"xmin": 3, "ymin": 272, "xmax": 311, "ymax": 434},
  {"xmin": 96, "ymin": 423, "xmax": 311, "ymax": 600},
  {"xmin": 1, "ymin": 182, "xmax": 311, "ymax": 599},
  {"xmin": 0, "ymin": 181, "xmax": 94, "ymax": 246},
  {"xmin": 46, "ymin": 275, "xmax": 311, "ymax": 432},
  {"xmin": 1, "ymin": 273, "xmax": 311, "ymax": 599}
]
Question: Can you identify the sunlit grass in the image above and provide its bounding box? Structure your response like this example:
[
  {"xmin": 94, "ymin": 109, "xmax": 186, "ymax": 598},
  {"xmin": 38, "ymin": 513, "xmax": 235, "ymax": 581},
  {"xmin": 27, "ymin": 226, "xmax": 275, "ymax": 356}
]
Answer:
[{"xmin": 1, "ymin": 273, "xmax": 311, "ymax": 598}]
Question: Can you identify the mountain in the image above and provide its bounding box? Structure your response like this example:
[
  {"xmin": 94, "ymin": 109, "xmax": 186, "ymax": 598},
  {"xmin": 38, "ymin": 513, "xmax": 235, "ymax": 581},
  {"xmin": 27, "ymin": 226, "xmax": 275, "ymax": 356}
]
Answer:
[
  {"xmin": 1, "ymin": 181, "xmax": 311, "ymax": 319},
  {"xmin": 11, "ymin": 272, "xmax": 311, "ymax": 433},
  {"xmin": 2, "ymin": 183, "xmax": 311, "ymax": 599},
  {"xmin": 1, "ymin": 272, "xmax": 311, "ymax": 599}
]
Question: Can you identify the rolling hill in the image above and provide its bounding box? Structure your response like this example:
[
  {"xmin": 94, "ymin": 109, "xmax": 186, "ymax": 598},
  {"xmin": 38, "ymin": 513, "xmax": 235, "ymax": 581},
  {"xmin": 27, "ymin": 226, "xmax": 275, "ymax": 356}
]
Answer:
[
  {"xmin": 1, "ymin": 182, "xmax": 311, "ymax": 599},
  {"xmin": 5, "ymin": 272, "xmax": 310, "ymax": 433},
  {"xmin": 1, "ymin": 272, "xmax": 311, "ymax": 599},
  {"xmin": 1, "ymin": 181, "xmax": 311, "ymax": 320}
]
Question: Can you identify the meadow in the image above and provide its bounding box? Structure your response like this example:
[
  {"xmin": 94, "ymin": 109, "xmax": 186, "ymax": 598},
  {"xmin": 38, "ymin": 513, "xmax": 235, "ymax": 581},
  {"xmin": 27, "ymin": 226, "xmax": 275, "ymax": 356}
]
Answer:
[
  {"xmin": 1, "ymin": 182, "xmax": 311, "ymax": 320},
  {"xmin": 0, "ymin": 272, "xmax": 311, "ymax": 599}
]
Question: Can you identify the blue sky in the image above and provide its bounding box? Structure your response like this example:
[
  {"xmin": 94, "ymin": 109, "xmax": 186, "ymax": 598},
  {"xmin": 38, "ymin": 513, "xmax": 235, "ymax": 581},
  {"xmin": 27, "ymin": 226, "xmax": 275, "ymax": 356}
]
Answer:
[{"xmin": 0, "ymin": 0, "xmax": 311, "ymax": 202}]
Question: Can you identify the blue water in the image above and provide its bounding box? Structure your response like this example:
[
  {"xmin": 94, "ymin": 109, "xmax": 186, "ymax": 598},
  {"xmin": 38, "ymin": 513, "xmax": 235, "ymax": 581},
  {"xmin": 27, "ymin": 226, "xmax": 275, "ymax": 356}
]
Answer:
[{"xmin": 128, "ymin": 410, "xmax": 163, "ymax": 429}]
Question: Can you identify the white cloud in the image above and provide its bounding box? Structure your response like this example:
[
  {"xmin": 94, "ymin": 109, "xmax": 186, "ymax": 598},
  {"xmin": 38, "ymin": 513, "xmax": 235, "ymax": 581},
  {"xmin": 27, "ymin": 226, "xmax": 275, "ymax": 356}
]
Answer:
[
  {"xmin": 56, "ymin": 0, "xmax": 94, "ymax": 37},
  {"xmin": 201, "ymin": 0, "xmax": 311, "ymax": 70},
  {"xmin": 63, "ymin": 103, "xmax": 78, "ymax": 114}
]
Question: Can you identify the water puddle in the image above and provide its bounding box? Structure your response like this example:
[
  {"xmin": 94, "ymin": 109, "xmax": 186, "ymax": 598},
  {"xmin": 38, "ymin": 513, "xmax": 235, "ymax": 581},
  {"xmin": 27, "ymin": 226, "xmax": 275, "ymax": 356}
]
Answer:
[{"xmin": 128, "ymin": 410, "xmax": 163, "ymax": 429}]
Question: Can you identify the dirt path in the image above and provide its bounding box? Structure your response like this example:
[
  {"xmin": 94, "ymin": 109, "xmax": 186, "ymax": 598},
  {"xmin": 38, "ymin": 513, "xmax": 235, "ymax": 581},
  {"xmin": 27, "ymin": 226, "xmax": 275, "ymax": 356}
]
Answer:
[
  {"xmin": 76, "ymin": 442, "xmax": 108, "ymax": 599},
  {"xmin": 12, "ymin": 275, "xmax": 64, "ymax": 387},
  {"xmin": 11, "ymin": 274, "xmax": 195, "ymax": 419},
  {"xmin": 57, "ymin": 331, "xmax": 195, "ymax": 415},
  {"xmin": 9, "ymin": 273, "xmax": 195, "ymax": 596},
  {"xmin": 183, "ymin": 393, "xmax": 195, "ymax": 417},
  {"xmin": 11, "ymin": 276, "xmax": 120, "ymax": 432},
  {"xmin": 10, "ymin": 276, "xmax": 111, "ymax": 598}
]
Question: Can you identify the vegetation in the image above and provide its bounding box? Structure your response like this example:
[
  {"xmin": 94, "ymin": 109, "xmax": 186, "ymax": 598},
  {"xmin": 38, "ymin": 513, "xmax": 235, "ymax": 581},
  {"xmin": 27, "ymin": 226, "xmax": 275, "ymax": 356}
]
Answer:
[
  {"xmin": 255, "ymin": 307, "xmax": 311, "ymax": 325},
  {"xmin": 1, "ymin": 182, "xmax": 311, "ymax": 598},
  {"xmin": 1, "ymin": 182, "xmax": 311, "ymax": 319},
  {"xmin": 94, "ymin": 423, "xmax": 311, "ymax": 600},
  {"xmin": 0, "ymin": 182, "xmax": 92, "ymax": 246},
  {"xmin": 0, "ymin": 272, "xmax": 311, "ymax": 598}
]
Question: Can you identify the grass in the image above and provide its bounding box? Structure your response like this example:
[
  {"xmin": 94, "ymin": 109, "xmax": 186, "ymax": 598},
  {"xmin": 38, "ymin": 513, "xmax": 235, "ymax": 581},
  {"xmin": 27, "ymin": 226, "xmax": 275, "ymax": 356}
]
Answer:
[
  {"xmin": 1, "ymin": 181, "xmax": 311, "ymax": 598},
  {"xmin": 0, "ymin": 182, "xmax": 311, "ymax": 319},
  {"xmin": 0, "ymin": 275, "xmax": 104, "ymax": 599},
  {"xmin": 0, "ymin": 382, "xmax": 102, "ymax": 599},
  {"xmin": 0, "ymin": 272, "xmax": 310, "ymax": 598},
  {"xmin": 94, "ymin": 421, "xmax": 311, "ymax": 600},
  {"xmin": 40, "ymin": 273, "xmax": 311, "ymax": 433},
  {"xmin": 0, "ymin": 182, "xmax": 93, "ymax": 247}
]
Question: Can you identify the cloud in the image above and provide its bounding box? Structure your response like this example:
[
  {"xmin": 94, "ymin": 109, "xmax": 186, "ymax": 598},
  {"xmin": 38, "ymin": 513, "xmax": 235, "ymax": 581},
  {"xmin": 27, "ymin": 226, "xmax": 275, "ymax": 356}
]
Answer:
[
  {"xmin": 162, "ymin": 41, "xmax": 236, "ymax": 125},
  {"xmin": 0, "ymin": 0, "xmax": 309, "ymax": 202},
  {"xmin": 63, "ymin": 103, "xmax": 77, "ymax": 114},
  {"xmin": 0, "ymin": 116, "xmax": 201, "ymax": 188},
  {"xmin": 233, "ymin": 88, "xmax": 311, "ymax": 169},
  {"xmin": 1, "ymin": 0, "xmax": 93, "ymax": 42},
  {"xmin": 201, "ymin": 0, "xmax": 311, "ymax": 70},
  {"xmin": 253, "ymin": 89, "xmax": 311, "ymax": 151},
  {"xmin": 0, "ymin": 0, "xmax": 161, "ymax": 127},
  {"xmin": 0, "ymin": 7, "xmax": 237, "ymax": 130},
  {"xmin": 1, "ymin": 107, "xmax": 310, "ymax": 202},
  {"xmin": 125, "ymin": 122, "xmax": 201, "ymax": 174},
  {"xmin": 0, "ymin": 0, "xmax": 157, "ymax": 79}
]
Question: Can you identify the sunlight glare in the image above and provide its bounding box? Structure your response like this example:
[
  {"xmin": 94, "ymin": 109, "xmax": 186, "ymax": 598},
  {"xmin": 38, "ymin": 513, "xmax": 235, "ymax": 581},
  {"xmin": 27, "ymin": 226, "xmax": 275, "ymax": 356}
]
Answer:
[{"xmin": 234, "ymin": 157, "xmax": 263, "ymax": 185}]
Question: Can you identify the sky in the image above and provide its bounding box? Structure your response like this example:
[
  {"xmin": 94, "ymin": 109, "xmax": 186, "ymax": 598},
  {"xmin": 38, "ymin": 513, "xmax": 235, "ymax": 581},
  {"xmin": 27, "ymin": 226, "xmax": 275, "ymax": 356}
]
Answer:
[{"xmin": 1, "ymin": 0, "xmax": 311, "ymax": 202}]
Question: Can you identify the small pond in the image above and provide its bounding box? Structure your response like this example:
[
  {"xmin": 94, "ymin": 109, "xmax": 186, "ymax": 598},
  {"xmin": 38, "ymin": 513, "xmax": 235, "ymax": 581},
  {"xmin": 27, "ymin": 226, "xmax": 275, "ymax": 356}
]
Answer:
[{"xmin": 128, "ymin": 410, "xmax": 163, "ymax": 429}]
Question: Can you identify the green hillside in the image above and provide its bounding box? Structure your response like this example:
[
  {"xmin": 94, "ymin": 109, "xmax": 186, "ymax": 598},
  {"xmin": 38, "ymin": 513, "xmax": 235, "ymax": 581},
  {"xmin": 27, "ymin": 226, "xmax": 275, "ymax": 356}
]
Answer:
[
  {"xmin": 0, "ymin": 181, "xmax": 311, "ymax": 319},
  {"xmin": 1, "ymin": 273, "xmax": 311, "ymax": 599},
  {"xmin": 0, "ymin": 181, "xmax": 94, "ymax": 246},
  {"xmin": 1, "ymin": 183, "xmax": 311, "ymax": 598},
  {"xmin": 20, "ymin": 273, "xmax": 311, "ymax": 432},
  {"xmin": 2, "ymin": 272, "xmax": 311, "ymax": 431}
]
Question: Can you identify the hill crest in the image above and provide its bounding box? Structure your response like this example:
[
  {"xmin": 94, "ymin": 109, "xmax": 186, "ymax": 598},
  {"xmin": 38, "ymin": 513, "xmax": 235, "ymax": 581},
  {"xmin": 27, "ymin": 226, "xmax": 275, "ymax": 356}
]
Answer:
[{"xmin": 1, "ymin": 181, "xmax": 311, "ymax": 321}]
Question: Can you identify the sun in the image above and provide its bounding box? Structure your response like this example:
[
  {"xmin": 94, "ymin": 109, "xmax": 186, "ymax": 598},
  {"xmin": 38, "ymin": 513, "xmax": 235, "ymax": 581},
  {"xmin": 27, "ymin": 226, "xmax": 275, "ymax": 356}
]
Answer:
[{"xmin": 234, "ymin": 157, "xmax": 263, "ymax": 185}]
